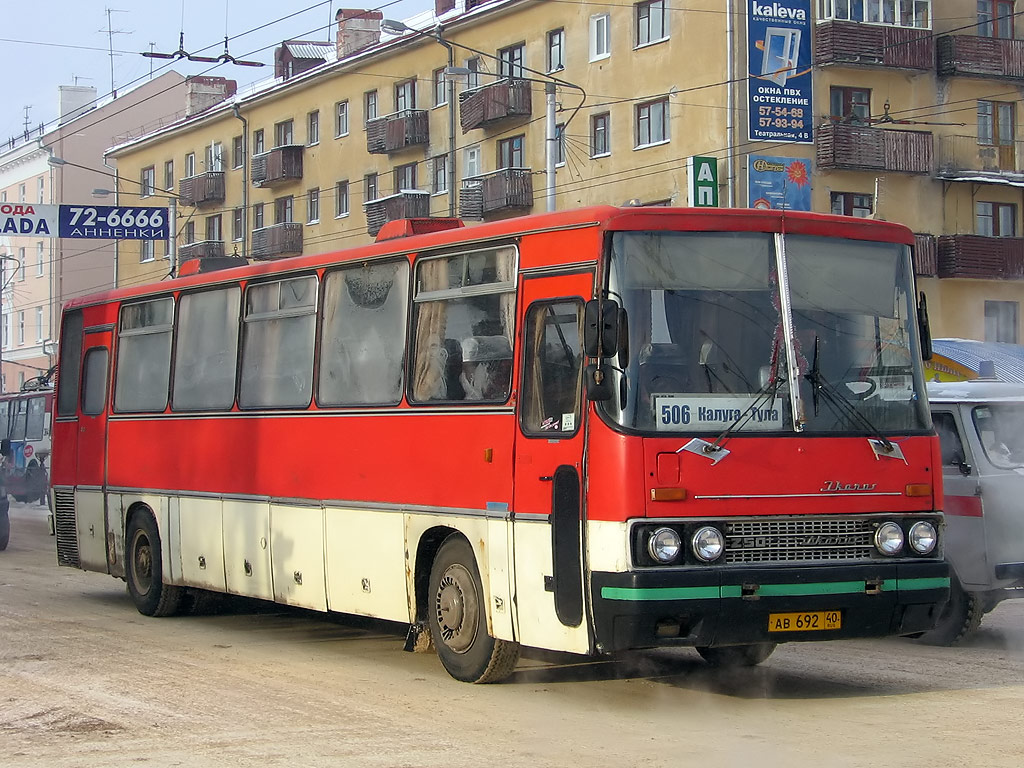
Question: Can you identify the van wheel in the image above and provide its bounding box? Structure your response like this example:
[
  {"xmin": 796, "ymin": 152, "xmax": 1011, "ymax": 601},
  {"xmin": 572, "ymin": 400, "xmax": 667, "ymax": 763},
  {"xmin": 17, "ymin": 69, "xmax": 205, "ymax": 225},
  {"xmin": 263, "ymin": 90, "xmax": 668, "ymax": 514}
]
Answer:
[
  {"xmin": 427, "ymin": 535, "xmax": 520, "ymax": 683},
  {"xmin": 696, "ymin": 643, "xmax": 777, "ymax": 667},
  {"xmin": 916, "ymin": 576, "xmax": 982, "ymax": 646},
  {"xmin": 126, "ymin": 512, "xmax": 183, "ymax": 617}
]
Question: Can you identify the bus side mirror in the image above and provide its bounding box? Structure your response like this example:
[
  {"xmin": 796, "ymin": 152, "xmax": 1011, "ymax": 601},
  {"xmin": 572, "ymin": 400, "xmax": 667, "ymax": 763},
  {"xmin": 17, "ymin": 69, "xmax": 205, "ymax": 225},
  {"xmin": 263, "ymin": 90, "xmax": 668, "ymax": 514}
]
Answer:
[
  {"xmin": 584, "ymin": 363, "xmax": 612, "ymax": 401},
  {"xmin": 918, "ymin": 291, "xmax": 933, "ymax": 361},
  {"xmin": 584, "ymin": 299, "xmax": 619, "ymax": 358}
]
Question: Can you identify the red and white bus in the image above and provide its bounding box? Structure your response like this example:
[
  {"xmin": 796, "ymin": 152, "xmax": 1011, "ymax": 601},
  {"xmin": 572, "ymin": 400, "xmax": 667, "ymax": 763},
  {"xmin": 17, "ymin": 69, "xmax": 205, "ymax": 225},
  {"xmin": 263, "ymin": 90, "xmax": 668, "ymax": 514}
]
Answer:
[
  {"xmin": 0, "ymin": 383, "xmax": 53, "ymax": 504},
  {"xmin": 51, "ymin": 206, "xmax": 949, "ymax": 683}
]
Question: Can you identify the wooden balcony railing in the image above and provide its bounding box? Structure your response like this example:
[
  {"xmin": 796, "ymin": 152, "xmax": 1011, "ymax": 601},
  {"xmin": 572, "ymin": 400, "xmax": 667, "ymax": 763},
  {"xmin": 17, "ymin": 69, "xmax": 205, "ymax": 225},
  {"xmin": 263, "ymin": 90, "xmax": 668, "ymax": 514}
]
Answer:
[
  {"xmin": 459, "ymin": 168, "xmax": 533, "ymax": 219},
  {"xmin": 815, "ymin": 21, "xmax": 934, "ymax": 70},
  {"xmin": 365, "ymin": 110, "xmax": 429, "ymax": 153},
  {"xmin": 937, "ymin": 35, "xmax": 1024, "ymax": 80},
  {"xmin": 936, "ymin": 135, "xmax": 1024, "ymax": 176},
  {"xmin": 459, "ymin": 79, "xmax": 532, "ymax": 132},
  {"xmin": 937, "ymin": 235, "xmax": 1024, "ymax": 279},
  {"xmin": 178, "ymin": 171, "xmax": 225, "ymax": 207},
  {"xmin": 250, "ymin": 222, "xmax": 303, "ymax": 258},
  {"xmin": 817, "ymin": 123, "xmax": 932, "ymax": 173},
  {"xmin": 363, "ymin": 191, "xmax": 430, "ymax": 236},
  {"xmin": 914, "ymin": 233, "xmax": 938, "ymax": 277},
  {"xmin": 251, "ymin": 145, "xmax": 304, "ymax": 187},
  {"xmin": 178, "ymin": 239, "xmax": 225, "ymax": 260}
]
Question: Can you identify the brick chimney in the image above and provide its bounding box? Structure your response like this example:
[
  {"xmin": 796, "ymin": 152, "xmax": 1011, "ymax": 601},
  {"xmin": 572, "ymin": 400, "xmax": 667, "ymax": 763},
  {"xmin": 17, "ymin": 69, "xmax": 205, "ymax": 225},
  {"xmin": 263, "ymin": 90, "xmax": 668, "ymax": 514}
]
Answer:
[
  {"xmin": 336, "ymin": 9, "xmax": 383, "ymax": 59},
  {"xmin": 185, "ymin": 76, "xmax": 237, "ymax": 116}
]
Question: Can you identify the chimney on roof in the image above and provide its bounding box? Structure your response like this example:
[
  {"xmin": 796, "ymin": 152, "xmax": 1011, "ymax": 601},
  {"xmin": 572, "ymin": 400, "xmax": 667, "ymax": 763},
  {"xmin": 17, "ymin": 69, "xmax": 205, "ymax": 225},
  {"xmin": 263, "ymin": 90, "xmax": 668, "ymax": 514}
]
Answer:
[
  {"xmin": 336, "ymin": 8, "xmax": 382, "ymax": 59},
  {"xmin": 185, "ymin": 76, "xmax": 237, "ymax": 116},
  {"xmin": 58, "ymin": 85, "xmax": 97, "ymax": 125}
]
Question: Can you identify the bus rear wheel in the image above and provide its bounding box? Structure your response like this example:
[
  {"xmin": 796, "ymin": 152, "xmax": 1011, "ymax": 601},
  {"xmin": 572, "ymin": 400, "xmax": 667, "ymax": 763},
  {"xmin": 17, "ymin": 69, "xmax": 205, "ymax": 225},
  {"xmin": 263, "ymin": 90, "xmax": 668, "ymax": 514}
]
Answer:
[
  {"xmin": 427, "ymin": 535, "xmax": 520, "ymax": 683},
  {"xmin": 696, "ymin": 643, "xmax": 777, "ymax": 667},
  {"xmin": 126, "ymin": 512, "xmax": 183, "ymax": 617}
]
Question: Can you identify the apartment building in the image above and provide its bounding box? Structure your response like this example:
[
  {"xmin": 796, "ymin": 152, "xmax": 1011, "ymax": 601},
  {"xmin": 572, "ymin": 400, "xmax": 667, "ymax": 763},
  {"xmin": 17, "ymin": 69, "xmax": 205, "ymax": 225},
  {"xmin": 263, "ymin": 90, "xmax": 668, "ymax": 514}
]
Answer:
[{"xmin": 106, "ymin": 0, "xmax": 1024, "ymax": 342}]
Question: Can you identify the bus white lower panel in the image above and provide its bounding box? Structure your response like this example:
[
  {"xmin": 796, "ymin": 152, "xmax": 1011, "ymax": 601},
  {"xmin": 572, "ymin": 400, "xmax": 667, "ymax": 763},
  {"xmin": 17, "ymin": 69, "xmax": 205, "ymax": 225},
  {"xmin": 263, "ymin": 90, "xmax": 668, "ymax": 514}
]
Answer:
[
  {"xmin": 325, "ymin": 506, "xmax": 408, "ymax": 622},
  {"xmin": 586, "ymin": 520, "xmax": 630, "ymax": 573},
  {"xmin": 176, "ymin": 496, "xmax": 227, "ymax": 592},
  {"xmin": 270, "ymin": 503, "xmax": 327, "ymax": 612},
  {"xmin": 75, "ymin": 489, "xmax": 108, "ymax": 574},
  {"xmin": 223, "ymin": 499, "xmax": 273, "ymax": 600}
]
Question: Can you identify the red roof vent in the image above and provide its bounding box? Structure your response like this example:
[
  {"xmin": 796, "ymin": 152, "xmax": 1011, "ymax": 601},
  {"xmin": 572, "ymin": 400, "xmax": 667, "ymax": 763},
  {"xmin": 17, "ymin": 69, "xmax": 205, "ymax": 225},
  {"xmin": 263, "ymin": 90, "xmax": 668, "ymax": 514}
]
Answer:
[{"xmin": 374, "ymin": 217, "xmax": 464, "ymax": 242}]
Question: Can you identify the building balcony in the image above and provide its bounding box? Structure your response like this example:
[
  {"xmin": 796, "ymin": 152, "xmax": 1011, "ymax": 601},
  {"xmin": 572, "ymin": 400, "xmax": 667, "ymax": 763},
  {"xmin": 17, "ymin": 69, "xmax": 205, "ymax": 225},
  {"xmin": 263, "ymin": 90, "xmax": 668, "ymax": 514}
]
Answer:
[
  {"xmin": 937, "ymin": 235, "xmax": 1024, "ymax": 279},
  {"xmin": 363, "ymin": 190, "xmax": 430, "ymax": 236},
  {"xmin": 459, "ymin": 79, "xmax": 532, "ymax": 132},
  {"xmin": 365, "ymin": 110, "xmax": 429, "ymax": 153},
  {"xmin": 251, "ymin": 145, "xmax": 304, "ymax": 187},
  {"xmin": 250, "ymin": 222, "xmax": 303, "ymax": 259},
  {"xmin": 178, "ymin": 171, "xmax": 225, "ymax": 207},
  {"xmin": 816, "ymin": 123, "xmax": 933, "ymax": 173},
  {"xmin": 937, "ymin": 35, "xmax": 1024, "ymax": 80},
  {"xmin": 913, "ymin": 233, "xmax": 938, "ymax": 278},
  {"xmin": 178, "ymin": 239, "xmax": 225, "ymax": 260},
  {"xmin": 815, "ymin": 21, "xmax": 934, "ymax": 70},
  {"xmin": 459, "ymin": 168, "xmax": 533, "ymax": 219},
  {"xmin": 936, "ymin": 135, "xmax": 1024, "ymax": 178}
]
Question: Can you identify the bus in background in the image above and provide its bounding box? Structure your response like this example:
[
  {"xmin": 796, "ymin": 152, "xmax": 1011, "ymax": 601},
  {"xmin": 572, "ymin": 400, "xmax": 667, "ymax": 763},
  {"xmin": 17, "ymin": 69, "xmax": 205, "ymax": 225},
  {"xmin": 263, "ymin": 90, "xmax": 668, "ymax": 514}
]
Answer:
[
  {"xmin": 50, "ymin": 206, "xmax": 948, "ymax": 683},
  {"xmin": 0, "ymin": 377, "xmax": 54, "ymax": 505}
]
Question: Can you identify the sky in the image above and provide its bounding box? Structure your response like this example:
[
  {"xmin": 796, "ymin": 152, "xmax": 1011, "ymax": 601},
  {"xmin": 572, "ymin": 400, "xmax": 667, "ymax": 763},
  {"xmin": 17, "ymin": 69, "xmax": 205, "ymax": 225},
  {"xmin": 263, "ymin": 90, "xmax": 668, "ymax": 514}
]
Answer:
[{"xmin": 1, "ymin": 0, "xmax": 434, "ymax": 145}]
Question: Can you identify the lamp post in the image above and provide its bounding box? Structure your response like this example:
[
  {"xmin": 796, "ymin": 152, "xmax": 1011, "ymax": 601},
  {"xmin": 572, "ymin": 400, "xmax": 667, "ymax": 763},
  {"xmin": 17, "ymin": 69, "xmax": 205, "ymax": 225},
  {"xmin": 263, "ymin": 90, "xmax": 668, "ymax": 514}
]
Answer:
[{"xmin": 382, "ymin": 19, "xmax": 458, "ymax": 218}]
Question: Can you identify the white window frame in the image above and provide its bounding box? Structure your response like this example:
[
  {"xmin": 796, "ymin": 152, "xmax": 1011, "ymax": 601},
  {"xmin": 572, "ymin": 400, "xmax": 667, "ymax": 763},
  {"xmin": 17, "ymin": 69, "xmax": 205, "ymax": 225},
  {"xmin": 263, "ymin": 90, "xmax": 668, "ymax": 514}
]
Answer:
[
  {"xmin": 547, "ymin": 28, "xmax": 565, "ymax": 73},
  {"xmin": 335, "ymin": 180, "xmax": 350, "ymax": 218},
  {"xmin": 308, "ymin": 110, "xmax": 320, "ymax": 145},
  {"xmin": 36, "ymin": 242, "xmax": 44, "ymax": 276},
  {"xmin": 635, "ymin": 98, "xmax": 670, "ymax": 148},
  {"xmin": 307, "ymin": 188, "xmax": 320, "ymax": 223},
  {"xmin": 590, "ymin": 14, "xmax": 611, "ymax": 61},
  {"xmin": 464, "ymin": 145, "xmax": 482, "ymax": 179},
  {"xmin": 35, "ymin": 306, "xmax": 43, "ymax": 342},
  {"xmin": 140, "ymin": 240, "xmax": 155, "ymax": 263},
  {"xmin": 335, "ymin": 101, "xmax": 350, "ymax": 138}
]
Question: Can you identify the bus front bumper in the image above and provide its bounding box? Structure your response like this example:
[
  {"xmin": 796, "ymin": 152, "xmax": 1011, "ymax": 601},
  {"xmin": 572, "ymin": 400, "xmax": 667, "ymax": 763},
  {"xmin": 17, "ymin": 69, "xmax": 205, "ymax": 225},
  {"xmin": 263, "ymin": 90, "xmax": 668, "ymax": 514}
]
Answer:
[{"xmin": 589, "ymin": 561, "xmax": 949, "ymax": 653}]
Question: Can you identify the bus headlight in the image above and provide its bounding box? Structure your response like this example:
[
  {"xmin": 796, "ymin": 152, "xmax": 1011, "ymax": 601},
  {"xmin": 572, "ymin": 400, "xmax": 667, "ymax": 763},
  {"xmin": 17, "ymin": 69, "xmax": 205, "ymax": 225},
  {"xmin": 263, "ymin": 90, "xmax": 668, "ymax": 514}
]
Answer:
[
  {"xmin": 647, "ymin": 527, "xmax": 682, "ymax": 563},
  {"xmin": 908, "ymin": 521, "xmax": 937, "ymax": 555},
  {"xmin": 874, "ymin": 521, "xmax": 905, "ymax": 556},
  {"xmin": 692, "ymin": 526, "xmax": 724, "ymax": 562}
]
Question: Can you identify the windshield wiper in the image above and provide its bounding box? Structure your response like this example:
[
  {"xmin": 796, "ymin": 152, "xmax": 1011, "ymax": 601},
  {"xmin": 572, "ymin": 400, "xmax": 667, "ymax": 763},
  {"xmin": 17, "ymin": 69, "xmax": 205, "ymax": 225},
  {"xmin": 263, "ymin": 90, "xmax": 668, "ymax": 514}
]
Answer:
[
  {"xmin": 803, "ymin": 336, "xmax": 894, "ymax": 453},
  {"xmin": 696, "ymin": 371, "xmax": 785, "ymax": 458}
]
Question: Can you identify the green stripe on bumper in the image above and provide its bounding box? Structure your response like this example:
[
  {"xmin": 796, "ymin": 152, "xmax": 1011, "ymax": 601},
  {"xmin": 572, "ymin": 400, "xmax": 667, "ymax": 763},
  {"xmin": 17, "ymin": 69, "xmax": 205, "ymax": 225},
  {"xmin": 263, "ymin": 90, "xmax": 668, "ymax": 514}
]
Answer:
[{"xmin": 601, "ymin": 576, "xmax": 949, "ymax": 602}]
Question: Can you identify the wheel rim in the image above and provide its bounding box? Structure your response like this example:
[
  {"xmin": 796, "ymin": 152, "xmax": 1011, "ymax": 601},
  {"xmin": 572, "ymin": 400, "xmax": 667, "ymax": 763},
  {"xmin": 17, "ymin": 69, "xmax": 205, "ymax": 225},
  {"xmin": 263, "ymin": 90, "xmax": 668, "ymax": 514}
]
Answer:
[
  {"xmin": 131, "ymin": 530, "xmax": 154, "ymax": 595},
  {"xmin": 435, "ymin": 563, "xmax": 479, "ymax": 655}
]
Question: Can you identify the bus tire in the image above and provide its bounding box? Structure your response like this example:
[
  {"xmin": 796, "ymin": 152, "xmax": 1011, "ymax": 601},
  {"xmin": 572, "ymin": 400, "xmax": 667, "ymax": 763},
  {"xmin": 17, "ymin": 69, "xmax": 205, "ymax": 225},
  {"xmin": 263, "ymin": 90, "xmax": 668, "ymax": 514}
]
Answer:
[
  {"xmin": 126, "ymin": 511, "xmax": 182, "ymax": 617},
  {"xmin": 916, "ymin": 576, "xmax": 982, "ymax": 646},
  {"xmin": 427, "ymin": 534, "xmax": 520, "ymax": 683},
  {"xmin": 0, "ymin": 504, "xmax": 9, "ymax": 551},
  {"xmin": 696, "ymin": 643, "xmax": 777, "ymax": 667}
]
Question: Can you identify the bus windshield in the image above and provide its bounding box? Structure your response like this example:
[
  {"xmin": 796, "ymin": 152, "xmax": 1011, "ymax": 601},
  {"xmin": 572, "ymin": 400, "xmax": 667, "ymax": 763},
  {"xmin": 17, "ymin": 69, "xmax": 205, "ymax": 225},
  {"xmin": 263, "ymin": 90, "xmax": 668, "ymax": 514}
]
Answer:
[{"xmin": 602, "ymin": 230, "xmax": 930, "ymax": 435}]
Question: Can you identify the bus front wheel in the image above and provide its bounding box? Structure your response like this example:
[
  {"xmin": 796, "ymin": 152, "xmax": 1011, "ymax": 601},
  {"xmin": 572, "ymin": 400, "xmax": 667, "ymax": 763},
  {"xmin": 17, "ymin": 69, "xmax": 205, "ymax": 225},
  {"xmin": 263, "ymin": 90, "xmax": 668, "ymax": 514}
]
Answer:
[
  {"xmin": 126, "ymin": 511, "xmax": 183, "ymax": 617},
  {"xmin": 427, "ymin": 535, "xmax": 520, "ymax": 683}
]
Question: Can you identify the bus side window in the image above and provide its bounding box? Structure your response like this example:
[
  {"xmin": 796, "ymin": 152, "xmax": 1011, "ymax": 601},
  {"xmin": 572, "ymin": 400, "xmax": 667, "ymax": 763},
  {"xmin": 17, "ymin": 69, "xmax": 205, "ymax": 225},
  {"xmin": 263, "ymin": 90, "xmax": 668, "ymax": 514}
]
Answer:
[
  {"xmin": 521, "ymin": 300, "xmax": 584, "ymax": 434},
  {"xmin": 933, "ymin": 411, "xmax": 965, "ymax": 467}
]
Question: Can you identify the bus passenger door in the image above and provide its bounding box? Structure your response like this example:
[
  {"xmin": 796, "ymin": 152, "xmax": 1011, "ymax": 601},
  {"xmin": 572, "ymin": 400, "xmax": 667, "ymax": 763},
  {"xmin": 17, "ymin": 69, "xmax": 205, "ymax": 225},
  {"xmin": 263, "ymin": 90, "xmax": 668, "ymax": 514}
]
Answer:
[
  {"xmin": 73, "ymin": 331, "xmax": 113, "ymax": 572},
  {"xmin": 512, "ymin": 271, "xmax": 593, "ymax": 654}
]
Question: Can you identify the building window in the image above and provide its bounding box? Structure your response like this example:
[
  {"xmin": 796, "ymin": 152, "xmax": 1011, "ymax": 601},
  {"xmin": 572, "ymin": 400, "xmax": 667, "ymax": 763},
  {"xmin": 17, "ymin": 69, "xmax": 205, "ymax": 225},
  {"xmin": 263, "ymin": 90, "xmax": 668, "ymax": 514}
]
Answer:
[
  {"xmin": 433, "ymin": 154, "xmax": 448, "ymax": 194},
  {"xmin": 976, "ymin": 201, "xmax": 1016, "ymax": 236},
  {"xmin": 978, "ymin": 100, "xmax": 1015, "ymax": 146},
  {"xmin": 591, "ymin": 112, "xmax": 610, "ymax": 157},
  {"xmin": 395, "ymin": 79, "xmax": 416, "ymax": 112},
  {"xmin": 830, "ymin": 86, "xmax": 871, "ymax": 124},
  {"xmin": 433, "ymin": 68, "xmax": 447, "ymax": 107},
  {"xmin": 253, "ymin": 203, "xmax": 265, "ymax": 230},
  {"xmin": 547, "ymin": 28, "xmax": 565, "ymax": 72},
  {"xmin": 831, "ymin": 192, "xmax": 873, "ymax": 217},
  {"xmin": 18, "ymin": 248, "xmax": 25, "ymax": 281},
  {"xmin": 274, "ymin": 196, "xmax": 294, "ymax": 224},
  {"xmin": 466, "ymin": 57, "xmax": 481, "ymax": 89},
  {"xmin": 307, "ymin": 110, "xmax": 319, "ymax": 145},
  {"xmin": 979, "ymin": 0, "xmax": 1014, "ymax": 38},
  {"xmin": 335, "ymin": 180, "xmax": 350, "ymax": 217},
  {"xmin": 636, "ymin": 0, "xmax": 668, "ymax": 46},
  {"xmin": 307, "ymin": 188, "xmax": 320, "ymax": 223},
  {"xmin": 2, "ymin": 313, "xmax": 7, "ymax": 349},
  {"xmin": 590, "ymin": 14, "xmax": 611, "ymax": 60},
  {"xmin": 498, "ymin": 135, "xmax": 525, "ymax": 168},
  {"xmin": 140, "ymin": 240, "xmax": 155, "ymax": 263},
  {"xmin": 253, "ymin": 129, "xmax": 265, "ymax": 155},
  {"xmin": 335, "ymin": 100, "xmax": 350, "ymax": 137},
  {"xmin": 206, "ymin": 141, "xmax": 223, "ymax": 172},
  {"xmin": 18, "ymin": 312, "xmax": 25, "ymax": 345},
  {"xmin": 499, "ymin": 43, "xmax": 525, "ymax": 79},
  {"xmin": 206, "ymin": 214, "xmax": 222, "ymax": 242},
  {"xmin": 464, "ymin": 145, "xmax": 481, "ymax": 178},
  {"xmin": 184, "ymin": 221, "xmax": 196, "ymax": 244},
  {"xmin": 364, "ymin": 173, "xmax": 378, "ymax": 202},
  {"xmin": 233, "ymin": 207, "xmax": 244, "ymax": 241},
  {"xmin": 35, "ymin": 306, "xmax": 43, "ymax": 342},
  {"xmin": 232, "ymin": 137, "xmax": 244, "ymax": 169},
  {"xmin": 985, "ymin": 300, "xmax": 1019, "ymax": 343},
  {"xmin": 635, "ymin": 98, "xmax": 669, "ymax": 146},
  {"xmin": 365, "ymin": 90, "xmax": 378, "ymax": 124},
  {"xmin": 394, "ymin": 163, "xmax": 417, "ymax": 192},
  {"xmin": 555, "ymin": 123, "xmax": 566, "ymax": 166},
  {"xmin": 274, "ymin": 119, "xmax": 294, "ymax": 147},
  {"xmin": 18, "ymin": 184, "xmax": 25, "ymax": 203},
  {"xmin": 164, "ymin": 160, "xmax": 174, "ymax": 191},
  {"xmin": 36, "ymin": 242, "xmax": 44, "ymax": 276},
  {"xmin": 185, "ymin": 152, "xmax": 196, "ymax": 178},
  {"xmin": 818, "ymin": 0, "xmax": 930, "ymax": 27}
]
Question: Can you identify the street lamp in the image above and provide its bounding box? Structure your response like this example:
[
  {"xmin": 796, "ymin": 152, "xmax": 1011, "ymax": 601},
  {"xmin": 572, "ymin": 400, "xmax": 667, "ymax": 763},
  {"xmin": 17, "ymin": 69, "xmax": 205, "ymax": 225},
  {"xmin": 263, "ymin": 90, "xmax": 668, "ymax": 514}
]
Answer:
[
  {"xmin": 93, "ymin": 187, "xmax": 178, "ymax": 278},
  {"xmin": 382, "ymin": 19, "xmax": 458, "ymax": 218}
]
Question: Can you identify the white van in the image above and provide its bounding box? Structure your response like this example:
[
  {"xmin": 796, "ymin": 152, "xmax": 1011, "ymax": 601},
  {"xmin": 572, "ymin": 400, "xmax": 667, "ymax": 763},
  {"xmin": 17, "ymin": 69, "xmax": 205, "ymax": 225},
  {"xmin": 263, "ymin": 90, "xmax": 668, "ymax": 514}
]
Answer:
[{"xmin": 925, "ymin": 378, "xmax": 1024, "ymax": 644}]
